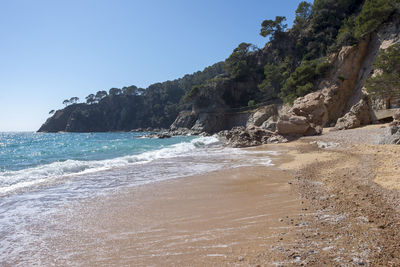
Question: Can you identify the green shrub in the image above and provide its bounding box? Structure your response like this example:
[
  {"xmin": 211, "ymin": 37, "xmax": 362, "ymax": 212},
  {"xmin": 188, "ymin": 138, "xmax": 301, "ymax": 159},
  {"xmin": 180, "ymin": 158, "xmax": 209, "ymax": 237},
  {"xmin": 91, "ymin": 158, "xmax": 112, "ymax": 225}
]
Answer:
[
  {"xmin": 258, "ymin": 61, "xmax": 291, "ymax": 99},
  {"xmin": 183, "ymin": 85, "xmax": 201, "ymax": 102},
  {"xmin": 329, "ymin": 16, "xmax": 358, "ymax": 52},
  {"xmin": 280, "ymin": 58, "xmax": 331, "ymax": 103},
  {"xmin": 248, "ymin": 100, "xmax": 255, "ymax": 107},
  {"xmin": 224, "ymin": 43, "xmax": 253, "ymax": 80},
  {"xmin": 366, "ymin": 44, "xmax": 400, "ymax": 98},
  {"xmin": 354, "ymin": 0, "xmax": 397, "ymax": 38}
]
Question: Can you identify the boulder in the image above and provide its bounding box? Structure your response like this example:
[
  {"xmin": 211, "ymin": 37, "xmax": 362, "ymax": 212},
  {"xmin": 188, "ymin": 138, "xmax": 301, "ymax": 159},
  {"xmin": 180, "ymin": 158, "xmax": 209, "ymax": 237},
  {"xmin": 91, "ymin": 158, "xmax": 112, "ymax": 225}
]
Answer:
[
  {"xmin": 334, "ymin": 98, "xmax": 371, "ymax": 130},
  {"xmin": 379, "ymin": 125, "xmax": 400, "ymax": 145},
  {"xmin": 246, "ymin": 105, "xmax": 277, "ymax": 127},
  {"xmin": 266, "ymin": 134, "xmax": 288, "ymax": 144},
  {"xmin": 276, "ymin": 115, "xmax": 311, "ymax": 135},
  {"xmin": 145, "ymin": 132, "xmax": 172, "ymax": 139},
  {"xmin": 260, "ymin": 117, "xmax": 277, "ymax": 132},
  {"xmin": 290, "ymin": 92, "xmax": 328, "ymax": 125}
]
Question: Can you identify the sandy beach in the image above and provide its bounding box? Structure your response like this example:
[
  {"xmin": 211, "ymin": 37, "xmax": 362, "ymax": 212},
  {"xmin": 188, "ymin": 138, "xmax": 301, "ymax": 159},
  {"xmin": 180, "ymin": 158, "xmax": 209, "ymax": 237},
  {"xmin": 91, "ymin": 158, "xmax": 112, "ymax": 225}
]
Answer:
[
  {"xmin": 36, "ymin": 149, "xmax": 305, "ymax": 266},
  {"xmin": 6, "ymin": 124, "xmax": 400, "ymax": 266}
]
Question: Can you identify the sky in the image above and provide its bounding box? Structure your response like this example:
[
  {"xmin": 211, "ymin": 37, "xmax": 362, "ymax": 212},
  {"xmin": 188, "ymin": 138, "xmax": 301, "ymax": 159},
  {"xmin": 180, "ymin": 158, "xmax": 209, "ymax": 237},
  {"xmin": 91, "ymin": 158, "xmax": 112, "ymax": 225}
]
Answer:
[{"xmin": 0, "ymin": 0, "xmax": 304, "ymax": 131}]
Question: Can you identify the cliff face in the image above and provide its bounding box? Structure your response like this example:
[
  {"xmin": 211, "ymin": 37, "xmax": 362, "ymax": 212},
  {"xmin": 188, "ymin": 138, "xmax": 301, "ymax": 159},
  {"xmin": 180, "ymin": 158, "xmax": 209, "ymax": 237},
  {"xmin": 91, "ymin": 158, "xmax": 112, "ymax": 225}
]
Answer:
[
  {"xmin": 39, "ymin": 104, "xmax": 82, "ymax": 132},
  {"xmin": 276, "ymin": 21, "xmax": 400, "ymax": 135},
  {"xmin": 274, "ymin": 37, "xmax": 372, "ymax": 136}
]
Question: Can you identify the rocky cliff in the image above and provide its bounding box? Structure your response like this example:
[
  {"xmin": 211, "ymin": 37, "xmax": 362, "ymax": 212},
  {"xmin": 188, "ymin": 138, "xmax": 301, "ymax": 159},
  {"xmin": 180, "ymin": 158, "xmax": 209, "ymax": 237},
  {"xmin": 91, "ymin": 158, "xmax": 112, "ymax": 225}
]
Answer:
[
  {"xmin": 39, "ymin": 95, "xmax": 149, "ymax": 132},
  {"xmin": 276, "ymin": 21, "xmax": 400, "ymax": 136}
]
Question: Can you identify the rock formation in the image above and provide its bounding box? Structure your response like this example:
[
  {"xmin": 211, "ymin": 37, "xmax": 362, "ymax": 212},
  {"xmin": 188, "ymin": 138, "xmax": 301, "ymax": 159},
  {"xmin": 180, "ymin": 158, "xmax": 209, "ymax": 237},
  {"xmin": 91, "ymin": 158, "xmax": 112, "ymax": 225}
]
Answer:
[
  {"xmin": 276, "ymin": 21, "xmax": 400, "ymax": 136},
  {"xmin": 218, "ymin": 126, "xmax": 287, "ymax": 148},
  {"xmin": 379, "ymin": 110, "xmax": 400, "ymax": 145},
  {"xmin": 170, "ymin": 111, "xmax": 198, "ymax": 131},
  {"xmin": 246, "ymin": 105, "xmax": 278, "ymax": 128},
  {"xmin": 334, "ymin": 97, "xmax": 371, "ymax": 130}
]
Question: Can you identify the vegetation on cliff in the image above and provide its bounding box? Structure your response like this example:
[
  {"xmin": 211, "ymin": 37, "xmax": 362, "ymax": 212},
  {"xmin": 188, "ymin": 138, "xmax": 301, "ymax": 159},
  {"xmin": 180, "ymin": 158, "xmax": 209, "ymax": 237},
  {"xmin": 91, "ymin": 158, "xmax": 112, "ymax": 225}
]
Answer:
[
  {"xmin": 366, "ymin": 44, "xmax": 400, "ymax": 103},
  {"xmin": 40, "ymin": 62, "xmax": 224, "ymax": 132},
  {"xmin": 185, "ymin": 0, "xmax": 368, "ymax": 107}
]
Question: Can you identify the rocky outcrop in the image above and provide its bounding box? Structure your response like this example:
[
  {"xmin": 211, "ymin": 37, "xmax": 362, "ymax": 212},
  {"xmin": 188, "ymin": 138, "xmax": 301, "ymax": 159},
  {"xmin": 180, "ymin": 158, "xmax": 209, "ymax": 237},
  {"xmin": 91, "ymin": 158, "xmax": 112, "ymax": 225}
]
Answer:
[
  {"xmin": 145, "ymin": 133, "xmax": 172, "ymax": 139},
  {"xmin": 261, "ymin": 116, "xmax": 278, "ymax": 132},
  {"xmin": 39, "ymin": 95, "xmax": 162, "ymax": 132},
  {"xmin": 289, "ymin": 92, "xmax": 328, "ymax": 126},
  {"xmin": 276, "ymin": 38, "xmax": 371, "ymax": 136},
  {"xmin": 170, "ymin": 111, "xmax": 197, "ymax": 130},
  {"xmin": 276, "ymin": 115, "xmax": 322, "ymax": 136},
  {"xmin": 218, "ymin": 126, "xmax": 287, "ymax": 148},
  {"xmin": 379, "ymin": 125, "xmax": 400, "ymax": 145},
  {"xmin": 186, "ymin": 102, "xmax": 280, "ymax": 134},
  {"xmin": 38, "ymin": 104, "xmax": 82, "ymax": 132},
  {"xmin": 276, "ymin": 115, "xmax": 309, "ymax": 135},
  {"xmin": 334, "ymin": 97, "xmax": 371, "ymax": 130},
  {"xmin": 246, "ymin": 105, "xmax": 278, "ymax": 127},
  {"xmin": 145, "ymin": 127, "xmax": 204, "ymax": 138},
  {"xmin": 191, "ymin": 111, "xmax": 227, "ymax": 133},
  {"xmin": 276, "ymin": 22, "xmax": 400, "ymax": 136},
  {"xmin": 375, "ymin": 111, "xmax": 400, "ymax": 145}
]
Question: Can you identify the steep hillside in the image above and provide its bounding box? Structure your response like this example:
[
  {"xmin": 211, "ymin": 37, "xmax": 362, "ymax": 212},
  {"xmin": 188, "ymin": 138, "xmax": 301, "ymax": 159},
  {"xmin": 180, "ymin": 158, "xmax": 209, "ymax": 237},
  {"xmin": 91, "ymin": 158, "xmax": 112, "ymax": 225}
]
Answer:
[{"xmin": 38, "ymin": 62, "xmax": 224, "ymax": 132}]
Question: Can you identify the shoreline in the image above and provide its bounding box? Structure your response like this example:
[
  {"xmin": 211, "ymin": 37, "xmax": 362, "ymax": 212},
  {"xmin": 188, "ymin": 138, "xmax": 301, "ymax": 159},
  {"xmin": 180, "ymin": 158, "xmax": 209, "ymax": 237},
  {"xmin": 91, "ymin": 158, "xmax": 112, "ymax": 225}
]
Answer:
[
  {"xmin": 3, "ymin": 124, "xmax": 400, "ymax": 266},
  {"xmin": 5, "ymin": 144, "xmax": 307, "ymax": 266}
]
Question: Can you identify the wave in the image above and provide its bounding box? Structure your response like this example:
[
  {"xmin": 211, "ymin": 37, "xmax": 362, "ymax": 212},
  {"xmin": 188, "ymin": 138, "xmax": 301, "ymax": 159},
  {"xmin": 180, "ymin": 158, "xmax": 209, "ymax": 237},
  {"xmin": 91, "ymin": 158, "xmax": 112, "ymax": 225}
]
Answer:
[{"xmin": 0, "ymin": 136, "xmax": 222, "ymax": 195}]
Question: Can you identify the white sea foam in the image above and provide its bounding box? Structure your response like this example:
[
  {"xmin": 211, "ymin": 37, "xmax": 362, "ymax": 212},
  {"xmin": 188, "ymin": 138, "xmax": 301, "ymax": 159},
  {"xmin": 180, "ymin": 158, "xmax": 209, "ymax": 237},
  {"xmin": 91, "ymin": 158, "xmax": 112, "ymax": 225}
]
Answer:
[
  {"xmin": 0, "ymin": 136, "xmax": 223, "ymax": 195},
  {"xmin": 0, "ymin": 135, "xmax": 276, "ymax": 196}
]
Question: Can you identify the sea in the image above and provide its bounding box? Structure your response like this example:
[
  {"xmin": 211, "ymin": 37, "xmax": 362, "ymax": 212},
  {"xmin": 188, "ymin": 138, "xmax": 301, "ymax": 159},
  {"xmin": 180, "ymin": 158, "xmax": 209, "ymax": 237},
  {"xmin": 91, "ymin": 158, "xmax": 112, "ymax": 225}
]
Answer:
[{"xmin": 0, "ymin": 132, "xmax": 277, "ymax": 264}]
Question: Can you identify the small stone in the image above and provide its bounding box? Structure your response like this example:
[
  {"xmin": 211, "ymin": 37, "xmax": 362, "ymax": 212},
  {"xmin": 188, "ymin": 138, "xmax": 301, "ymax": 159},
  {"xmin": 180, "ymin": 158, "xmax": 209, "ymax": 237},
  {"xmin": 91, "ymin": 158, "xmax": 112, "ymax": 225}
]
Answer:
[{"xmin": 238, "ymin": 256, "xmax": 244, "ymax": 261}]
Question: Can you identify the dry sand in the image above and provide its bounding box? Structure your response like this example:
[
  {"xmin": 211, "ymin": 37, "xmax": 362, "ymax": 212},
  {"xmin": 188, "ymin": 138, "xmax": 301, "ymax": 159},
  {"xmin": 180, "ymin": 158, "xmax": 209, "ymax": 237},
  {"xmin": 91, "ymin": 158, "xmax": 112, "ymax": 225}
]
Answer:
[{"xmin": 281, "ymin": 124, "xmax": 400, "ymax": 266}]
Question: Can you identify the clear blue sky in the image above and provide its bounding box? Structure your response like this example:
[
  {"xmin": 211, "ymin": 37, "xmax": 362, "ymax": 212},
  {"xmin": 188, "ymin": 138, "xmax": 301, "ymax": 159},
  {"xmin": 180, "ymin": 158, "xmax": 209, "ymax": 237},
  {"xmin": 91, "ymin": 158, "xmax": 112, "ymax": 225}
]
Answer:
[{"xmin": 0, "ymin": 0, "xmax": 304, "ymax": 131}]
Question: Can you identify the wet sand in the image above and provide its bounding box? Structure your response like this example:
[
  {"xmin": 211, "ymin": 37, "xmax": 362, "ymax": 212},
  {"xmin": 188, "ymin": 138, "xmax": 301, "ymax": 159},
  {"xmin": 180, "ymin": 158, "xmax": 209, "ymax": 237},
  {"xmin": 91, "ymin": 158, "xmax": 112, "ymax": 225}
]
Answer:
[{"xmin": 27, "ymin": 148, "xmax": 306, "ymax": 267}]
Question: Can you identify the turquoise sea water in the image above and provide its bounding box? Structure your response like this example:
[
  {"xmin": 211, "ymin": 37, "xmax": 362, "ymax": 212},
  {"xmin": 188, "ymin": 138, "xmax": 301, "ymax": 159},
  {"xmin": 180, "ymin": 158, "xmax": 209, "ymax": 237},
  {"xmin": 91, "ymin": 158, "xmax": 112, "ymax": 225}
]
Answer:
[
  {"xmin": 0, "ymin": 132, "xmax": 196, "ymax": 172},
  {"xmin": 0, "ymin": 132, "xmax": 204, "ymax": 195},
  {"xmin": 0, "ymin": 132, "xmax": 277, "ymax": 265}
]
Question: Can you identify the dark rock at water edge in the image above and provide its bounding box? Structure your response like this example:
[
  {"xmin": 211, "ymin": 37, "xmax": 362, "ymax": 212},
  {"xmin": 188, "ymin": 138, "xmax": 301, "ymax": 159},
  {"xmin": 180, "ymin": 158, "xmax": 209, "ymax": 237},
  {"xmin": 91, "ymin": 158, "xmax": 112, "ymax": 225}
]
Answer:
[
  {"xmin": 218, "ymin": 126, "xmax": 288, "ymax": 148},
  {"xmin": 143, "ymin": 127, "xmax": 205, "ymax": 139}
]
